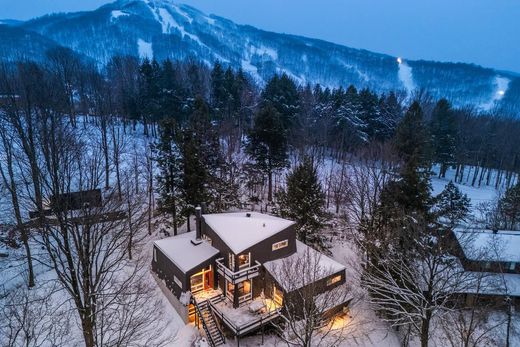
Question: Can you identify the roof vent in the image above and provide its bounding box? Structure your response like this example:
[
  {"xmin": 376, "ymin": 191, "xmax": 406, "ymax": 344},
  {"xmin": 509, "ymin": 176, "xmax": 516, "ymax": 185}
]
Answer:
[
  {"xmin": 246, "ymin": 213, "xmax": 251, "ymax": 218},
  {"xmin": 263, "ymin": 223, "xmax": 266, "ymax": 227},
  {"xmin": 492, "ymin": 228, "xmax": 499, "ymax": 234}
]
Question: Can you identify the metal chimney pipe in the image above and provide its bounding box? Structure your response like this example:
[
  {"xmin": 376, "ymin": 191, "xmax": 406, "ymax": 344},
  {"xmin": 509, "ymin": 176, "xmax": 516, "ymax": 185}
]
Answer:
[{"xmin": 195, "ymin": 206, "xmax": 202, "ymax": 240}]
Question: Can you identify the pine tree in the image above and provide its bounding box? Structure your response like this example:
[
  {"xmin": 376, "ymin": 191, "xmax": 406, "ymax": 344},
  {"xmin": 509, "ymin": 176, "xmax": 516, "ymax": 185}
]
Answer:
[
  {"xmin": 499, "ymin": 183, "xmax": 520, "ymax": 229},
  {"xmin": 261, "ymin": 73, "xmax": 300, "ymax": 132},
  {"xmin": 180, "ymin": 96, "xmax": 222, "ymax": 230},
  {"xmin": 375, "ymin": 101, "xmax": 433, "ymax": 256},
  {"xmin": 430, "ymin": 99, "xmax": 457, "ymax": 178},
  {"xmin": 155, "ymin": 118, "xmax": 185, "ymax": 235},
  {"xmin": 276, "ymin": 156, "xmax": 328, "ymax": 250},
  {"xmin": 390, "ymin": 101, "xmax": 433, "ymax": 215},
  {"xmin": 246, "ymin": 103, "xmax": 289, "ymax": 202},
  {"xmin": 435, "ymin": 181, "xmax": 471, "ymax": 226}
]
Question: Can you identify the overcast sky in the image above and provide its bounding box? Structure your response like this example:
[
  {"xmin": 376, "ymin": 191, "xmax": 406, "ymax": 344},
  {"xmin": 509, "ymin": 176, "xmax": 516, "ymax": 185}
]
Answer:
[{"xmin": 1, "ymin": 0, "xmax": 519, "ymax": 72}]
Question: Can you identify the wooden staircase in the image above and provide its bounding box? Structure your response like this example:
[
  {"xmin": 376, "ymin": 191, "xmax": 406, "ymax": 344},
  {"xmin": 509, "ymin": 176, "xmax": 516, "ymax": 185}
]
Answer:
[{"xmin": 192, "ymin": 297, "xmax": 225, "ymax": 347}]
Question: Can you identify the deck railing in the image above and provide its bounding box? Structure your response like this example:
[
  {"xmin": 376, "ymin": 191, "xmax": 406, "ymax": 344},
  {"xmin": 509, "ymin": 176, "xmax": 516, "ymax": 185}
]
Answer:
[
  {"xmin": 208, "ymin": 295, "xmax": 282, "ymax": 337},
  {"xmin": 215, "ymin": 258, "xmax": 261, "ymax": 284}
]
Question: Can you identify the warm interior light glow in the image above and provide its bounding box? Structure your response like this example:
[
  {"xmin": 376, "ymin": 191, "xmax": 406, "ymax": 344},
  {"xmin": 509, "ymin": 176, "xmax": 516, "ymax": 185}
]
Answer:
[
  {"xmin": 498, "ymin": 90, "xmax": 505, "ymax": 95},
  {"xmin": 397, "ymin": 57, "xmax": 402, "ymax": 64}
]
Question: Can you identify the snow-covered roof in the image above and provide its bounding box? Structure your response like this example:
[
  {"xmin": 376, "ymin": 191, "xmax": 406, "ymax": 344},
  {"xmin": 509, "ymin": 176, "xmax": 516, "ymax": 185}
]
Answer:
[
  {"xmin": 264, "ymin": 240, "xmax": 346, "ymax": 292},
  {"xmin": 154, "ymin": 232, "xmax": 219, "ymax": 273},
  {"xmin": 455, "ymin": 271, "xmax": 520, "ymax": 297},
  {"xmin": 453, "ymin": 228, "xmax": 520, "ymax": 262},
  {"xmin": 202, "ymin": 212, "xmax": 295, "ymax": 254}
]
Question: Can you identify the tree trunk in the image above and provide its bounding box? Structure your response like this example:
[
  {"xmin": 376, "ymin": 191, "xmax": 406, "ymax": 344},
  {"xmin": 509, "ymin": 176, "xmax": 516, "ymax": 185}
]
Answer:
[
  {"xmin": 420, "ymin": 316, "xmax": 431, "ymax": 347},
  {"xmin": 268, "ymin": 170, "xmax": 273, "ymax": 202}
]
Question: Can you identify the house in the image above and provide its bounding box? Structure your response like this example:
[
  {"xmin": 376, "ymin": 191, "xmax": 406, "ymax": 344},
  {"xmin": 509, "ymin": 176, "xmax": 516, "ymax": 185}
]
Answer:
[
  {"xmin": 449, "ymin": 228, "xmax": 520, "ymax": 307},
  {"xmin": 151, "ymin": 208, "xmax": 350, "ymax": 345}
]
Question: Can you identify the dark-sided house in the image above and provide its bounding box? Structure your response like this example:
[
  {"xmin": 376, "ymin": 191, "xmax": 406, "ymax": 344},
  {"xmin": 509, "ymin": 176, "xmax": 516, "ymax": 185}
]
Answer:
[
  {"xmin": 151, "ymin": 209, "xmax": 350, "ymax": 346},
  {"xmin": 449, "ymin": 228, "xmax": 520, "ymax": 307}
]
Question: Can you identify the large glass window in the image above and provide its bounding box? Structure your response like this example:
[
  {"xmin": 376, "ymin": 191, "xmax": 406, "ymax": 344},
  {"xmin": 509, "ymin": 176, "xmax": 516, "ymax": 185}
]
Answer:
[
  {"xmin": 237, "ymin": 280, "xmax": 252, "ymax": 304},
  {"xmin": 273, "ymin": 285, "xmax": 284, "ymax": 306},
  {"xmin": 190, "ymin": 273, "xmax": 204, "ymax": 293},
  {"xmin": 238, "ymin": 252, "xmax": 251, "ymax": 269}
]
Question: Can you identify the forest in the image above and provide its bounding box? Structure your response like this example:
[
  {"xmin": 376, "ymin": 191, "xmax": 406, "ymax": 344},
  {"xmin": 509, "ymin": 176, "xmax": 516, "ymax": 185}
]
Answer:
[{"xmin": 1, "ymin": 47, "xmax": 520, "ymax": 347}]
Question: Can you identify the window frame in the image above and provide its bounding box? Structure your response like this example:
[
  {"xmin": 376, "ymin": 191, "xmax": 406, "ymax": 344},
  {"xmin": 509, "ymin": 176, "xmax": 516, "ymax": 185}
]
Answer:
[
  {"xmin": 272, "ymin": 239, "xmax": 289, "ymax": 251},
  {"xmin": 238, "ymin": 252, "xmax": 251, "ymax": 270}
]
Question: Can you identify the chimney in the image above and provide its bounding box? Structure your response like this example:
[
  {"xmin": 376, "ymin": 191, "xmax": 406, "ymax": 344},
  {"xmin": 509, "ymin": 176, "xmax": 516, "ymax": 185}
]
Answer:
[
  {"xmin": 195, "ymin": 206, "xmax": 202, "ymax": 240},
  {"xmin": 246, "ymin": 212, "xmax": 251, "ymax": 218}
]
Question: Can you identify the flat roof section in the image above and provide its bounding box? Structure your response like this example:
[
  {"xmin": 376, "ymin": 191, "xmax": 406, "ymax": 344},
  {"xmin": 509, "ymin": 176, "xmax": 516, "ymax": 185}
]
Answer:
[{"xmin": 154, "ymin": 232, "xmax": 220, "ymax": 273}]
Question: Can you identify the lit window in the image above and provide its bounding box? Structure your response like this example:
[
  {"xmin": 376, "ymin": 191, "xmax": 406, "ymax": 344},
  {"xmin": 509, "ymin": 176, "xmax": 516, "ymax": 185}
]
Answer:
[
  {"xmin": 238, "ymin": 253, "xmax": 251, "ymax": 269},
  {"xmin": 509, "ymin": 262, "xmax": 516, "ymax": 271},
  {"xmin": 190, "ymin": 273, "xmax": 203, "ymax": 293},
  {"xmin": 272, "ymin": 240, "xmax": 289, "ymax": 251},
  {"xmin": 327, "ymin": 275, "xmax": 342, "ymax": 286},
  {"xmin": 174, "ymin": 275, "xmax": 182, "ymax": 288},
  {"xmin": 273, "ymin": 285, "xmax": 284, "ymax": 306},
  {"xmin": 238, "ymin": 280, "xmax": 252, "ymax": 304}
]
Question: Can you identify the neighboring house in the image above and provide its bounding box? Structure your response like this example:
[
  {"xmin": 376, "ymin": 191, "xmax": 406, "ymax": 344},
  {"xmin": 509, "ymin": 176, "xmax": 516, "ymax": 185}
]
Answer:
[
  {"xmin": 449, "ymin": 228, "xmax": 520, "ymax": 306},
  {"xmin": 151, "ymin": 209, "xmax": 350, "ymax": 346}
]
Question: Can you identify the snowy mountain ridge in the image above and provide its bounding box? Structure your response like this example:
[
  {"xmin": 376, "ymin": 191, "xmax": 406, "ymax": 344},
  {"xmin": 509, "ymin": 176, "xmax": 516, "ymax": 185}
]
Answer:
[{"xmin": 1, "ymin": 0, "xmax": 519, "ymax": 111}]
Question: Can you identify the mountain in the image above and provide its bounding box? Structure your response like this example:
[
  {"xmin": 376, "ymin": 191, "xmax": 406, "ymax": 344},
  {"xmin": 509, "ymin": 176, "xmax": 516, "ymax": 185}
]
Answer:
[{"xmin": 1, "ymin": 0, "xmax": 519, "ymax": 111}]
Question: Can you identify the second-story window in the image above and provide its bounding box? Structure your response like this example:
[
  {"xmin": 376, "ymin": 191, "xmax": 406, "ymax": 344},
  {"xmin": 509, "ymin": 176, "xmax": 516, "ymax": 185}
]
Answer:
[
  {"xmin": 327, "ymin": 274, "xmax": 342, "ymax": 286},
  {"xmin": 238, "ymin": 252, "xmax": 251, "ymax": 269},
  {"xmin": 272, "ymin": 240, "xmax": 288, "ymax": 251}
]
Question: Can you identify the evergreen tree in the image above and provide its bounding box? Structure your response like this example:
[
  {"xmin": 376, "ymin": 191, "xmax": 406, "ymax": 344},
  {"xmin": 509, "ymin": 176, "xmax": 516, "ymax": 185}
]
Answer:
[
  {"xmin": 359, "ymin": 88, "xmax": 382, "ymax": 141},
  {"xmin": 434, "ymin": 181, "xmax": 471, "ymax": 226},
  {"xmin": 430, "ymin": 99, "xmax": 457, "ymax": 178},
  {"xmin": 246, "ymin": 103, "xmax": 289, "ymax": 202},
  {"xmin": 155, "ymin": 118, "xmax": 185, "ymax": 235},
  {"xmin": 375, "ymin": 101, "xmax": 433, "ymax": 256},
  {"xmin": 499, "ymin": 183, "xmax": 520, "ymax": 229},
  {"xmin": 210, "ymin": 62, "xmax": 226, "ymax": 119},
  {"xmin": 261, "ymin": 73, "xmax": 300, "ymax": 132},
  {"xmin": 276, "ymin": 157, "xmax": 328, "ymax": 250},
  {"xmin": 180, "ymin": 96, "xmax": 222, "ymax": 230},
  {"xmin": 389, "ymin": 101, "xmax": 433, "ymax": 215}
]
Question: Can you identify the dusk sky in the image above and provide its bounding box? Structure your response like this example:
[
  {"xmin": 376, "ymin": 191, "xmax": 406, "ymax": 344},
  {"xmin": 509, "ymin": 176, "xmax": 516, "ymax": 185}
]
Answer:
[{"xmin": 1, "ymin": 0, "xmax": 519, "ymax": 72}]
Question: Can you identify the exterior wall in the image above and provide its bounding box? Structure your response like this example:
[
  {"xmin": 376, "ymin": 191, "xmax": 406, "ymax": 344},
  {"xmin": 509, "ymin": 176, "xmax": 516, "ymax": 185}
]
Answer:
[
  {"xmin": 241, "ymin": 225, "xmax": 297, "ymax": 265},
  {"xmin": 151, "ymin": 245, "xmax": 188, "ymax": 298},
  {"xmin": 151, "ymin": 244, "xmax": 219, "ymax": 297},
  {"xmin": 151, "ymin": 271, "xmax": 189, "ymax": 323},
  {"xmin": 264, "ymin": 268, "xmax": 348, "ymax": 318}
]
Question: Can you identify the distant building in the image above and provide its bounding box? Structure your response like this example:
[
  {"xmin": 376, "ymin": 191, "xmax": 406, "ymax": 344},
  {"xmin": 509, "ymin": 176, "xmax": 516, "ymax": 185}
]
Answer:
[
  {"xmin": 449, "ymin": 228, "xmax": 520, "ymax": 307},
  {"xmin": 151, "ymin": 210, "xmax": 350, "ymax": 345}
]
